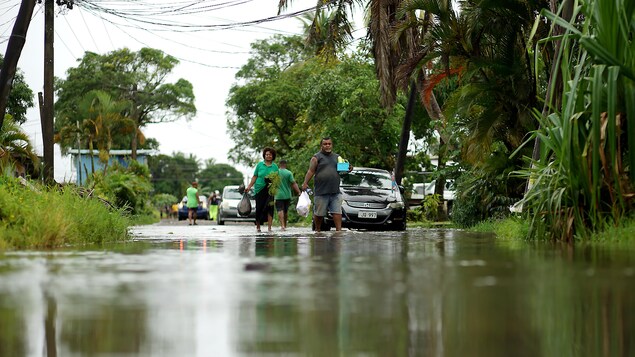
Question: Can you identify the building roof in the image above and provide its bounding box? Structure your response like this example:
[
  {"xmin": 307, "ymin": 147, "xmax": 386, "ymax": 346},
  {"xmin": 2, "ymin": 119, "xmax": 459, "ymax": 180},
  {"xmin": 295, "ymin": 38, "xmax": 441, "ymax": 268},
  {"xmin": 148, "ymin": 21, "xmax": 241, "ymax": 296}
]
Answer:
[{"xmin": 68, "ymin": 149, "xmax": 158, "ymax": 155}]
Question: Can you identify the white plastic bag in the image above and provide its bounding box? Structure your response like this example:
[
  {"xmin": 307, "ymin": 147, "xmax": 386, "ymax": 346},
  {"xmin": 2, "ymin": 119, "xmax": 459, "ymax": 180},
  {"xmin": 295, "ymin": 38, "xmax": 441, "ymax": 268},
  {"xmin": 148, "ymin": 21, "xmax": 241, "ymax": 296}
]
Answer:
[{"xmin": 296, "ymin": 191, "xmax": 311, "ymax": 217}]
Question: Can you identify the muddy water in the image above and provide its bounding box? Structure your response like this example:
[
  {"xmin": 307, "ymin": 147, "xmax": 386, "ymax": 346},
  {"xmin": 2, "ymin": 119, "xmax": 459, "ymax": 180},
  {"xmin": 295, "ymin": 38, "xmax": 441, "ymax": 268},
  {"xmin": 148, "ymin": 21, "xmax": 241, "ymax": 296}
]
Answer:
[{"xmin": 0, "ymin": 224, "xmax": 633, "ymax": 356}]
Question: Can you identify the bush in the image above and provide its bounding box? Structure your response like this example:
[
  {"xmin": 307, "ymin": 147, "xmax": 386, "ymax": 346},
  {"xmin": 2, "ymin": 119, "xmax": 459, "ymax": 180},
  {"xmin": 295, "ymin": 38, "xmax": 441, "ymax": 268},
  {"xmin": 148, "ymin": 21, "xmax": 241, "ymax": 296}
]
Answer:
[
  {"xmin": 451, "ymin": 190, "xmax": 482, "ymax": 228},
  {"xmin": 87, "ymin": 161, "xmax": 153, "ymax": 215},
  {"xmin": 0, "ymin": 176, "xmax": 130, "ymax": 249}
]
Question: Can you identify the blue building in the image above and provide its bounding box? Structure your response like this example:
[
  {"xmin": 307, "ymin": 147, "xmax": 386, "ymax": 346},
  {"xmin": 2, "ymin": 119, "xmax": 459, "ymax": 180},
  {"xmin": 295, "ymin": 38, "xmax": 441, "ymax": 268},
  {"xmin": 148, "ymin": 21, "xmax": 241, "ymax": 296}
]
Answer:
[{"xmin": 69, "ymin": 149, "xmax": 157, "ymax": 185}]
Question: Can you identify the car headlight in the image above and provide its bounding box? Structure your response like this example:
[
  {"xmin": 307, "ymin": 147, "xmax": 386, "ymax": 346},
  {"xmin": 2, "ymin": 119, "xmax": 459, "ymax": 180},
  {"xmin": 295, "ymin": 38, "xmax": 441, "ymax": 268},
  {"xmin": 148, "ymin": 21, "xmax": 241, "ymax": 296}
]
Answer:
[{"xmin": 389, "ymin": 201, "xmax": 405, "ymax": 209}]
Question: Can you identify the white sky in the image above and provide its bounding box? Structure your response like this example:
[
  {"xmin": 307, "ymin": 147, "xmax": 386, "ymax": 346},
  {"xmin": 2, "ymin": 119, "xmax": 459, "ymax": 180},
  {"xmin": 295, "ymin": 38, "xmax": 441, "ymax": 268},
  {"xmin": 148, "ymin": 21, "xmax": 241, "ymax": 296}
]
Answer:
[{"xmin": 0, "ymin": 0, "xmax": 364, "ymax": 182}]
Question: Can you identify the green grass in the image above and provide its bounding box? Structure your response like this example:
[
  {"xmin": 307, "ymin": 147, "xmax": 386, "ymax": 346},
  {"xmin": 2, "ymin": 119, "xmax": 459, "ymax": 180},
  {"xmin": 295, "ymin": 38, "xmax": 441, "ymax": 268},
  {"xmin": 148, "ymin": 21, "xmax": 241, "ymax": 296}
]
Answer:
[
  {"xmin": 590, "ymin": 219, "xmax": 635, "ymax": 243},
  {"xmin": 130, "ymin": 210, "xmax": 161, "ymax": 226},
  {"xmin": 471, "ymin": 217, "xmax": 529, "ymax": 240},
  {"xmin": 0, "ymin": 177, "xmax": 131, "ymax": 250},
  {"xmin": 470, "ymin": 215, "xmax": 635, "ymax": 243}
]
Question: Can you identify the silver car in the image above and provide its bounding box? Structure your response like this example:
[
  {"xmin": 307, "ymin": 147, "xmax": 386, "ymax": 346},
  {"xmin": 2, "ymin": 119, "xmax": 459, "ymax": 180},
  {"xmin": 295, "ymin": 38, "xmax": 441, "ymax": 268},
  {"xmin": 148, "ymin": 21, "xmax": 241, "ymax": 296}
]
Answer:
[
  {"xmin": 217, "ymin": 185, "xmax": 256, "ymax": 225},
  {"xmin": 322, "ymin": 167, "xmax": 407, "ymax": 231}
]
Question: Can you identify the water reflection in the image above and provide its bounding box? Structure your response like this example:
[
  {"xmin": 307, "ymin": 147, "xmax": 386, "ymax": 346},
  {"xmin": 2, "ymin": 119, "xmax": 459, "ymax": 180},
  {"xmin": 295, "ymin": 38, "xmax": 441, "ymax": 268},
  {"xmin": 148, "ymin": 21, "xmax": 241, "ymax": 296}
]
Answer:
[{"xmin": 0, "ymin": 228, "xmax": 633, "ymax": 356}]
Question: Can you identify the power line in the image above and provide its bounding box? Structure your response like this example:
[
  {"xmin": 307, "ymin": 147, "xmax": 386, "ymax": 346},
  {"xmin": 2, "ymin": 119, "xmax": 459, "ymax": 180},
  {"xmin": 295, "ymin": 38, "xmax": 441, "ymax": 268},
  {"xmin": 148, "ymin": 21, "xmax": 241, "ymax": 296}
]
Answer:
[
  {"xmin": 62, "ymin": 12, "xmax": 86, "ymax": 53},
  {"xmin": 78, "ymin": 5, "xmax": 99, "ymax": 51},
  {"xmin": 75, "ymin": 0, "xmax": 331, "ymax": 33},
  {"xmin": 54, "ymin": 27, "xmax": 77, "ymax": 58}
]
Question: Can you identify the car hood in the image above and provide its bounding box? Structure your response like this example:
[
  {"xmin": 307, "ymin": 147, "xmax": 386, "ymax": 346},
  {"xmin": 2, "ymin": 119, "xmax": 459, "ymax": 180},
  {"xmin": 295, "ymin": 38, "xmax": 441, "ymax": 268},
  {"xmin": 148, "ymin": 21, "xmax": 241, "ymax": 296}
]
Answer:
[{"xmin": 340, "ymin": 186, "xmax": 401, "ymax": 203}]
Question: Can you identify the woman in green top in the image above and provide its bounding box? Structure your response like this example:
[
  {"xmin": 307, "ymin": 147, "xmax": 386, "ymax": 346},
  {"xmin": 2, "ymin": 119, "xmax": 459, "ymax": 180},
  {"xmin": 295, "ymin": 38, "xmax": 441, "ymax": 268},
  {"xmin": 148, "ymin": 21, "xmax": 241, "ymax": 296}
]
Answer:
[{"xmin": 245, "ymin": 147, "xmax": 279, "ymax": 232}]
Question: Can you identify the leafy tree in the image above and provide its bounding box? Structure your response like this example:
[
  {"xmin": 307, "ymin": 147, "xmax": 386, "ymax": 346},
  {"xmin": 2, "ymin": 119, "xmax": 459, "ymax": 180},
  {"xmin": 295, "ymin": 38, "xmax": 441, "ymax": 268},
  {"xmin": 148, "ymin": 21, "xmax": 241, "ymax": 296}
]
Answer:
[
  {"xmin": 54, "ymin": 48, "xmax": 196, "ymax": 158},
  {"xmin": 227, "ymin": 35, "xmax": 313, "ymax": 165},
  {"xmin": 302, "ymin": 52, "xmax": 403, "ymax": 170},
  {"xmin": 152, "ymin": 193, "xmax": 178, "ymax": 212},
  {"xmin": 197, "ymin": 160, "xmax": 244, "ymax": 195},
  {"xmin": 0, "ymin": 55, "xmax": 34, "ymax": 125},
  {"xmin": 227, "ymin": 35, "xmax": 403, "ymax": 173},
  {"xmin": 0, "ymin": 115, "xmax": 39, "ymax": 176},
  {"xmin": 147, "ymin": 153, "xmax": 199, "ymax": 199}
]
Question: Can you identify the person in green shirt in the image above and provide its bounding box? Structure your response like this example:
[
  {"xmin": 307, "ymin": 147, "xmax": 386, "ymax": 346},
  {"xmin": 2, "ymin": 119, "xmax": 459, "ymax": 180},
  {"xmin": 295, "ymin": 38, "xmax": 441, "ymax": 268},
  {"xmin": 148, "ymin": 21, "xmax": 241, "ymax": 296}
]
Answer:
[
  {"xmin": 186, "ymin": 181, "xmax": 200, "ymax": 225},
  {"xmin": 275, "ymin": 160, "xmax": 301, "ymax": 231},
  {"xmin": 245, "ymin": 147, "xmax": 279, "ymax": 232}
]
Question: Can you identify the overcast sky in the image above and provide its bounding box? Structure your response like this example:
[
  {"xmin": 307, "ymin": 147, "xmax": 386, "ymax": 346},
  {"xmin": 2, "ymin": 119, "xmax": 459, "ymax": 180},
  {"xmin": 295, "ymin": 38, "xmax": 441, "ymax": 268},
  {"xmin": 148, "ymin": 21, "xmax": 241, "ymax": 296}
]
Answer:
[{"xmin": 1, "ymin": 0, "xmax": 364, "ymax": 182}]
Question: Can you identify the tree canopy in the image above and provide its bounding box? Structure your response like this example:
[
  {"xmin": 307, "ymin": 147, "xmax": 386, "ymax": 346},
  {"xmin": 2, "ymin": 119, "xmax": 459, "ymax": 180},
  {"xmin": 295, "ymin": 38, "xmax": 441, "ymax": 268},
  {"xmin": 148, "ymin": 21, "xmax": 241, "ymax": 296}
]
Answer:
[
  {"xmin": 0, "ymin": 55, "xmax": 34, "ymax": 125},
  {"xmin": 227, "ymin": 35, "xmax": 405, "ymax": 173},
  {"xmin": 148, "ymin": 153, "xmax": 199, "ymax": 199},
  {"xmin": 54, "ymin": 47, "xmax": 196, "ymax": 158},
  {"xmin": 197, "ymin": 160, "xmax": 244, "ymax": 194},
  {"xmin": 148, "ymin": 154, "xmax": 244, "ymax": 199}
]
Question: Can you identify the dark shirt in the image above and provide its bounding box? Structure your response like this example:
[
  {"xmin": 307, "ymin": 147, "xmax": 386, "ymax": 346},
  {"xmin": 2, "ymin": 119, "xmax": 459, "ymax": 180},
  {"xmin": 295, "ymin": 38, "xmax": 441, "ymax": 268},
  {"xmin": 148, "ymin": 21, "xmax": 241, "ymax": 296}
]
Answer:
[{"xmin": 313, "ymin": 151, "xmax": 341, "ymax": 195}]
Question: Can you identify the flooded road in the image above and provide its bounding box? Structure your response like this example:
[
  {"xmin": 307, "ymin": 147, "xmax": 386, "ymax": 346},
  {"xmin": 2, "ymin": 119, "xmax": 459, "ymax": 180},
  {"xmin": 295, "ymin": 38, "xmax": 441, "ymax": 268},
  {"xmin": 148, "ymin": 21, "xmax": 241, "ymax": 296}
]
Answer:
[{"xmin": 1, "ymin": 222, "xmax": 634, "ymax": 356}]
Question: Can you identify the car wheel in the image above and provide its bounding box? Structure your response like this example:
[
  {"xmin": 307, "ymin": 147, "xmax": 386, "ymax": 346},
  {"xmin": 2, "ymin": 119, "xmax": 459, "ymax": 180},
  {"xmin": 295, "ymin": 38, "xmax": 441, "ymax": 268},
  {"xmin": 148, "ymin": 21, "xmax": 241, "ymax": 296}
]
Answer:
[
  {"xmin": 392, "ymin": 221, "xmax": 406, "ymax": 231},
  {"xmin": 217, "ymin": 210, "xmax": 225, "ymax": 225}
]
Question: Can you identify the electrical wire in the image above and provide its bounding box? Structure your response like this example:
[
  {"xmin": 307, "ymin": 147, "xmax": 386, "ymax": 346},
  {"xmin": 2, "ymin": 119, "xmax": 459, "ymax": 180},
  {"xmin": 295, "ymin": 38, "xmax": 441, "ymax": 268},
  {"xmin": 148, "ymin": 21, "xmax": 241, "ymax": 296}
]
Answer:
[{"xmin": 74, "ymin": 0, "xmax": 333, "ymax": 33}]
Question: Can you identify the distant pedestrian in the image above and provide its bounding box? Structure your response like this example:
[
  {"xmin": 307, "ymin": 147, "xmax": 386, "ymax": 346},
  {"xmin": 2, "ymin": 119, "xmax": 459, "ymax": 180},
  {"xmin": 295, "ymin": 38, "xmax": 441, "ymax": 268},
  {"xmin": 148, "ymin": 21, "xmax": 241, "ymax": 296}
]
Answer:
[
  {"xmin": 275, "ymin": 160, "xmax": 301, "ymax": 231},
  {"xmin": 171, "ymin": 203, "xmax": 178, "ymax": 220},
  {"xmin": 301, "ymin": 137, "xmax": 352, "ymax": 232},
  {"xmin": 245, "ymin": 147, "xmax": 279, "ymax": 233},
  {"xmin": 186, "ymin": 181, "xmax": 200, "ymax": 225},
  {"xmin": 209, "ymin": 190, "xmax": 220, "ymax": 221}
]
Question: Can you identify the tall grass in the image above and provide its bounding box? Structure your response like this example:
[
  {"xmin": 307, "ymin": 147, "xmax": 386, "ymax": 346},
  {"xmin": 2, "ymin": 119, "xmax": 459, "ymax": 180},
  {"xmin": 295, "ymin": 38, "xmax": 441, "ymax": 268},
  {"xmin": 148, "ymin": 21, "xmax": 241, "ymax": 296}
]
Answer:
[
  {"xmin": 0, "ymin": 176, "xmax": 131, "ymax": 249},
  {"xmin": 518, "ymin": 0, "xmax": 635, "ymax": 241}
]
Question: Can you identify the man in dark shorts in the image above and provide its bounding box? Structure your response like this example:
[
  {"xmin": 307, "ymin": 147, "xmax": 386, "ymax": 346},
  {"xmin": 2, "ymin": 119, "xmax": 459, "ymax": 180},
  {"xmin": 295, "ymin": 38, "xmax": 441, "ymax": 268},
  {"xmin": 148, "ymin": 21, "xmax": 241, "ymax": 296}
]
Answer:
[
  {"xmin": 301, "ymin": 137, "xmax": 353, "ymax": 232},
  {"xmin": 186, "ymin": 181, "xmax": 200, "ymax": 225},
  {"xmin": 274, "ymin": 160, "xmax": 301, "ymax": 230}
]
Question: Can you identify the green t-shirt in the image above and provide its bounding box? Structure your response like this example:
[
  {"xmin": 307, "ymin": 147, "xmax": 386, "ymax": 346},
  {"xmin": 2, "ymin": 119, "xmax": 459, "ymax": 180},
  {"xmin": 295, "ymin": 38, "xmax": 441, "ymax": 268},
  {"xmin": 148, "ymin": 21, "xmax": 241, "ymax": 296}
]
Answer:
[
  {"xmin": 186, "ymin": 186, "xmax": 199, "ymax": 208},
  {"xmin": 275, "ymin": 168, "xmax": 296, "ymax": 200},
  {"xmin": 253, "ymin": 161, "xmax": 279, "ymax": 194}
]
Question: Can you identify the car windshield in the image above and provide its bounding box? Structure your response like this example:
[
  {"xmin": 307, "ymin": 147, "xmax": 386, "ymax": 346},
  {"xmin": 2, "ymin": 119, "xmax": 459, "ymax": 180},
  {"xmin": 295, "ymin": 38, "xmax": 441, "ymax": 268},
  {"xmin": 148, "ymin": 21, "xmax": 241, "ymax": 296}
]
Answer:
[
  {"xmin": 341, "ymin": 171, "xmax": 393, "ymax": 189},
  {"xmin": 223, "ymin": 188, "xmax": 243, "ymax": 200}
]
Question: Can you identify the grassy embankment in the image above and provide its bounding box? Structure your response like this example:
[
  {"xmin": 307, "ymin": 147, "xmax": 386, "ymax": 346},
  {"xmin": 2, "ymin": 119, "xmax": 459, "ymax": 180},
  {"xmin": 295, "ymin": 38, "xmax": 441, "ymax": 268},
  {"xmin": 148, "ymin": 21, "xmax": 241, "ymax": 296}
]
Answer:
[
  {"xmin": 0, "ymin": 177, "xmax": 134, "ymax": 250},
  {"xmin": 470, "ymin": 216, "xmax": 635, "ymax": 242}
]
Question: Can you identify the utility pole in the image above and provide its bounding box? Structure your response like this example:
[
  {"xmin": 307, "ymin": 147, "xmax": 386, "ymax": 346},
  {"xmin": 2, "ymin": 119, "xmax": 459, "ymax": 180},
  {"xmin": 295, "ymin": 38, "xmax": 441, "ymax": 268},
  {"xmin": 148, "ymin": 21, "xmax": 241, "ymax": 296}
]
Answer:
[
  {"xmin": 41, "ymin": 0, "xmax": 55, "ymax": 183},
  {"xmin": 0, "ymin": 0, "xmax": 36, "ymax": 130},
  {"xmin": 76, "ymin": 120, "xmax": 81, "ymax": 185}
]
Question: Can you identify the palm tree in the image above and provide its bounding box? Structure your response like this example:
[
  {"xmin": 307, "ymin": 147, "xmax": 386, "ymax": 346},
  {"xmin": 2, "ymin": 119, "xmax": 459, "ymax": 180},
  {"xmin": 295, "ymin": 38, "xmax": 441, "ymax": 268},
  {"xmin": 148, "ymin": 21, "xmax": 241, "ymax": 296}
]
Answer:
[
  {"xmin": 299, "ymin": 9, "xmax": 355, "ymax": 59},
  {"xmin": 57, "ymin": 90, "xmax": 135, "ymax": 175},
  {"xmin": 0, "ymin": 115, "xmax": 39, "ymax": 176},
  {"xmin": 82, "ymin": 90, "xmax": 135, "ymax": 165}
]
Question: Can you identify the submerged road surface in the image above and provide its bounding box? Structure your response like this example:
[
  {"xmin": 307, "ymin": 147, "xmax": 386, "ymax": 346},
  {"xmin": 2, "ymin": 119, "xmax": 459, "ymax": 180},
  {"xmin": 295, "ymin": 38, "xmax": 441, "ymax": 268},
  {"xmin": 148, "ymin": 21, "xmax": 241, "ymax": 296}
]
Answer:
[{"xmin": 0, "ymin": 221, "xmax": 634, "ymax": 356}]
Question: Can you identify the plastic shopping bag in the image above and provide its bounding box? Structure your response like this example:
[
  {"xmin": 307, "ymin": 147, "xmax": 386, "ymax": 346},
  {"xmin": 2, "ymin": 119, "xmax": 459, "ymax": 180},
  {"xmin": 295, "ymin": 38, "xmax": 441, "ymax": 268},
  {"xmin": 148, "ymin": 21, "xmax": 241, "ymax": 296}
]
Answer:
[
  {"xmin": 237, "ymin": 192, "xmax": 252, "ymax": 216},
  {"xmin": 296, "ymin": 191, "xmax": 311, "ymax": 217},
  {"xmin": 391, "ymin": 170, "xmax": 403, "ymax": 202}
]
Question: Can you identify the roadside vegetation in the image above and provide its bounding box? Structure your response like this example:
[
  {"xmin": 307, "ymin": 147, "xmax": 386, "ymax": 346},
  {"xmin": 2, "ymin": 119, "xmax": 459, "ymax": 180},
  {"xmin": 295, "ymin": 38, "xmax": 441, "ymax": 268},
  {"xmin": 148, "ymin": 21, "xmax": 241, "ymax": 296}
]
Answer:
[
  {"xmin": 0, "ymin": 175, "xmax": 130, "ymax": 250},
  {"xmin": 1, "ymin": 1, "xmax": 633, "ymax": 244}
]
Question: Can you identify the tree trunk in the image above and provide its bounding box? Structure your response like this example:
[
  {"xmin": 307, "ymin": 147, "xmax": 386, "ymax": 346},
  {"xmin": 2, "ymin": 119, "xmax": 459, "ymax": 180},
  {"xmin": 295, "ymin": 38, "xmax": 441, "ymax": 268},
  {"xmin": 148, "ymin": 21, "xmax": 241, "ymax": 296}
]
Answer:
[
  {"xmin": 0, "ymin": 0, "xmax": 36, "ymax": 130},
  {"xmin": 419, "ymin": 75, "xmax": 448, "ymax": 221},
  {"xmin": 394, "ymin": 81, "xmax": 418, "ymax": 185},
  {"xmin": 131, "ymin": 84, "xmax": 139, "ymax": 160}
]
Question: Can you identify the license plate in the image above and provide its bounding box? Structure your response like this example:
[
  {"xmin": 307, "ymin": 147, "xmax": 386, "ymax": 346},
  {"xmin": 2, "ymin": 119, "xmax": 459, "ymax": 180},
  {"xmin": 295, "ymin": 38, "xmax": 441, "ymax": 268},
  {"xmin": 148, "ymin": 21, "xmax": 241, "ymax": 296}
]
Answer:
[{"xmin": 358, "ymin": 211, "xmax": 377, "ymax": 219}]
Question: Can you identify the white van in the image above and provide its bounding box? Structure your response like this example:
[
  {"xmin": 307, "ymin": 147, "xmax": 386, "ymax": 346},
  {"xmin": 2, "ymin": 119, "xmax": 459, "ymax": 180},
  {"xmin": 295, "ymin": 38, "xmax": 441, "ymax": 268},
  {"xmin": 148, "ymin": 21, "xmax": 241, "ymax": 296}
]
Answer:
[{"xmin": 409, "ymin": 180, "xmax": 455, "ymax": 206}]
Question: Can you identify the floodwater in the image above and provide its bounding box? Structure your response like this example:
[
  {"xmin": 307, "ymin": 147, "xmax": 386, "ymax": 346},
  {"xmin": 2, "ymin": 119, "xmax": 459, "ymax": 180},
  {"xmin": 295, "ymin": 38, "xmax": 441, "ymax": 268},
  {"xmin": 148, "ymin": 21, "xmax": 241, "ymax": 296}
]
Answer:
[{"xmin": 0, "ymin": 222, "xmax": 634, "ymax": 357}]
